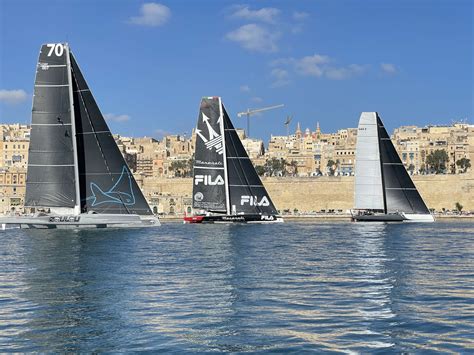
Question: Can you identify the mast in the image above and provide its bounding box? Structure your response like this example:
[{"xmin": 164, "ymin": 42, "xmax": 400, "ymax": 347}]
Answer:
[
  {"xmin": 376, "ymin": 114, "xmax": 388, "ymax": 214},
  {"xmin": 65, "ymin": 43, "xmax": 81, "ymax": 215},
  {"xmin": 219, "ymin": 97, "xmax": 231, "ymax": 215}
]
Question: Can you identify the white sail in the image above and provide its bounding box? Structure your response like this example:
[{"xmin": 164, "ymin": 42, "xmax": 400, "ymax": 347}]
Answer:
[{"xmin": 354, "ymin": 112, "xmax": 384, "ymax": 210}]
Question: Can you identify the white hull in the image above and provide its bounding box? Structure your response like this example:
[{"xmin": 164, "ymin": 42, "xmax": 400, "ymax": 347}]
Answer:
[
  {"xmin": 0, "ymin": 213, "xmax": 160, "ymax": 229},
  {"xmin": 401, "ymin": 213, "xmax": 435, "ymax": 223}
]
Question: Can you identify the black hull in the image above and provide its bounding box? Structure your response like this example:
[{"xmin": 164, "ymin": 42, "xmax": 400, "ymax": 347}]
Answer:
[
  {"xmin": 185, "ymin": 214, "xmax": 283, "ymax": 224},
  {"xmin": 352, "ymin": 214, "xmax": 405, "ymax": 222}
]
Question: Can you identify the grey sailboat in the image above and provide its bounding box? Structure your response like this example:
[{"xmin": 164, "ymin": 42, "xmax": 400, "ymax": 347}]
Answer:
[
  {"xmin": 184, "ymin": 97, "xmax": 283, "ymax": 223},
  {"xmin": 0, "ymin": 43, "xmax": 159, "ymax": 228},
  {"xmin": 352, "ymin": 112, "xmax": 434, "ymax": 222}
]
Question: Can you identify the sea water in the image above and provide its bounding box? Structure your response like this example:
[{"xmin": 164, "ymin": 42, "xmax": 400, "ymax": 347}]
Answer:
[{"xmin": 0, "ymin": 221, "xmax": 473, "ymax": 352}]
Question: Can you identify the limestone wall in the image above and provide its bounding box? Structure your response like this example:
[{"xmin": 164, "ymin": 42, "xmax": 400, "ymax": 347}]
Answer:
[{"xmin": 145, "ymin": 172, "xmax": 474, "ymax": 213}]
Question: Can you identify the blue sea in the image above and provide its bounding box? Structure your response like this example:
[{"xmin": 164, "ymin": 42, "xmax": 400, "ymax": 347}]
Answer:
[{"xmin": 0, "ymin": 221, "xmax": 473, "ymax": 352}]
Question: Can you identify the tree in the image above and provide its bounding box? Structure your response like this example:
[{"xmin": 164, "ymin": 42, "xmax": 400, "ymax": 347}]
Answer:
[
  {"xmin": 455, "ymin": 202, "xmax": 463, "ymax": 213},
  {"xmin": 288, "ymin": 160, "xmax": 298, "ymax": 176},
  {"xmin": 456, "ymin": 157, "xmax": 471, "ymax": 173},
  {"xmin": 326, "ymin": 159, "xmax": 336, "ymax": 176},
  {"xmin": 169, "ymin": 160, "xmax": 190, "ymax": 177},
  {"xmin": 407, "ymin": 164, "xmax": 415, "ymax": 175},
  {"xmin": 255, "ymin": 165, "xmax": 265, "ymax": 176},
  {"xmin": 425, "ymin": 149, "xmax": 449, "ymax": 174},
  {"xmin": 264, "ymin": 157, "xmax": 287, "ymax": 176}
]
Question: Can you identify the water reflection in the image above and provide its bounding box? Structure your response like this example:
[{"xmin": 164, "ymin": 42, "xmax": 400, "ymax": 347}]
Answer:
[{"xmin": 0, "ymin": 222, "xmax": 472, "ymax": 352}]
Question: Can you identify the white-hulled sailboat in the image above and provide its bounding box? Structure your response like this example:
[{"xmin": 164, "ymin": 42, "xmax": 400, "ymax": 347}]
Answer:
[
  {"xmin": 184, "ymin": 97, "xmax": 283, "ymax": 223},
  {"xmin": 0, "ymin": 43, "xmax": 159, "ymax": 229},
  {"xmin": 352, "ymin": 112, "xmax": 434, "ymax": 222}
]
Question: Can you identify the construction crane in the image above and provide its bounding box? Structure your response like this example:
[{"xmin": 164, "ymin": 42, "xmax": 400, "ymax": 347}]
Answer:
[
  {"xmin": 237, "ymin": 104, "xmax": 284, "ymax": 137},
  {"xmin": 284, "ymin": 115, "xmax": 293, "ymax": 137}
]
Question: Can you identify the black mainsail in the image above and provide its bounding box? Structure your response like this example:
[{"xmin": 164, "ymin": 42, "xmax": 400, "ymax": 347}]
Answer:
[
  {"xmin": 26, "ymin": 44, "xmax": 77, "ymax": 209},
  {"xmin": 191, "ymin": 97, "xmax": 279, "ymax": 221},
  {"xmin": 353, "ymin": 112, "xmax": 433, "ymax": 222},
  {"xmin": 23, "ymin": 43, "xmax": 156, "ymax": 225}
]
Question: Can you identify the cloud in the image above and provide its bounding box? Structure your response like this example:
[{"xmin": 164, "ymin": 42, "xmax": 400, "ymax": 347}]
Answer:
[
  {"xmin": 104, "ymin": 113, "xmax": 131, "ymax": 122},
  {"xmin": 226, "ymin": 24, "xmax": 279, "ymax": 53},
  {"xmin": 231, "ymin": 5, "xmax": 280, "ymax": 24},
  {"xmin": 0, "ymin": 89, "xmax": 28, "ymax": 104},
  {"xmin": 294, "ymin": 54, "xmax": 331, "ymax": 77},
  {"xmin": 381, "ymin": 63, "xmax": 397, "ymax": 74},
  {"xmin": 251, "ymin": 96, "xmax": 263, "ymax": 103},
  {"xmin": 240, "ymin": 85, "xmax": 251, "ymax": 92},
  {"xmin": 270, "ymin": 68, "xmax": 290, "ymax": 87},
  {"xmin": 271, "ymin": 54, "xmax": 367, "ymax": 81},
  {"xmin": 293, "ymin": 11, "xmax": 309, "ymax": 20},
  {"xmin": 129, "ymin": 3, "xmax": 171, "ymax": 27}
]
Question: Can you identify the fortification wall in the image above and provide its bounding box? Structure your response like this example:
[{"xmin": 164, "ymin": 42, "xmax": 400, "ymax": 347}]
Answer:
[{"xmin": 144, "ymin": 171, "xmax": 474, "ymax": 213}]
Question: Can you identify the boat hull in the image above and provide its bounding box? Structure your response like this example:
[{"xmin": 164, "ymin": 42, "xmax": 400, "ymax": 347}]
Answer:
[
  {"xmin": 184, "ymin": 214, "xmax": 284, "ymax": 224},
  {"xmin": 0, "ymin": 214, "xmax": 160, "ymax": 229},
  {"xmin": 352, "ymin": 212, "xmax": 435, "ymax": 223}
]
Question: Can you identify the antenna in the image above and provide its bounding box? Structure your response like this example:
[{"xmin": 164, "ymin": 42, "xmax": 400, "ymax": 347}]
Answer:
[{"xmin": 237, "ymin": 104, "xmax": 284, "ymax": 137}]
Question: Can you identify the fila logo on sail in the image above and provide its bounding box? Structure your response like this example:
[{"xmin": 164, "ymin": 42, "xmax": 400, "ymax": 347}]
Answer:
[
  {"xmin": 240, "ymin": 195, "xmax": 270, "ymax": 206},
  {"xmin": 195, "ymin": 112, "xmax": 224, "ymax": 155},
  {"xmin": 194, "ymin": 174, "xmax": 225, "ymax": 185}
]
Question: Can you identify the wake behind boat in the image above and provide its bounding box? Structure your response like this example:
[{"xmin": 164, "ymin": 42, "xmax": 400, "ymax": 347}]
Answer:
[
  {"xmin": 0, "ymin": 43, "xmax": 159, "ymax": 229},
  {"xmin": 351, "ymin": 112, "xmax": 434, "ymax": 223},
  {"xmin": 184, "ymin": 97, "xmax": 283, "ymax": 224}
]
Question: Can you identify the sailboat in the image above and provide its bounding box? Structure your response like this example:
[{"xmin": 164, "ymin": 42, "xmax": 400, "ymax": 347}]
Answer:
[
  {"xmin": 184, "ymin": 97, "xmax": 283, "ymax": 223},
  {"xmin": 351, "ymin": 112, "xmax": 434, "ymax": 222},
  {"xmin": 0, "ymin": 43, "xmax": 159, "ymax": 229}
]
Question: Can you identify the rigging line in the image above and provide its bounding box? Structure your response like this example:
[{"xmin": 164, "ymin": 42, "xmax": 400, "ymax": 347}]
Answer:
[{"xmin": 71, "ymin": 61, "xmax": 132, "ymax": 215}]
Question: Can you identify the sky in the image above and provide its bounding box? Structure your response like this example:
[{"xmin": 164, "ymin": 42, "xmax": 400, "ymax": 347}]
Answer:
[{"xmin": 0, "ymin": 0, "xmax": 472, "ymax": 141}]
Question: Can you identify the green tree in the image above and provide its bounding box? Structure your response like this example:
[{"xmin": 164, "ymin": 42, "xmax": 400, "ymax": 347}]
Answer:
[
  {"xmin": 169, "ymin": 160, "xmax": 189, "ymax": 177},
  {"xmin": 455, "ymin": 202, "xmax": 463, "ymax": 213},
  {"xmin": 288, "ymin": 160, "xmax": 298, "ymax": 176},
  {"xmin": 426, "ymin": 149, "xmax": 449, "ymax": 174},
  {"xmin": 407, "ymin": 164, "xmax": 415, "ymax": 174},
  {"xmin": 327, "ymin": 159, "xmax": 336, "ymax": 176},
  {"xmin": 456, "ymin": 157, "xmax": 471, "ymax": 173},
  {"xmin": 255, "ymin": 165, "xmax": 265, "ymax": 176},
  {"xmin": 264, "ymin": 157, "xmax": 287, "ymax": 176}
]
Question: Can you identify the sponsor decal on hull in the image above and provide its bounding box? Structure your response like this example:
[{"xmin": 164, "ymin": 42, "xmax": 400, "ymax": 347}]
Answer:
[{"xmin": 49, "ymin": 216, "xmax": 81, "ymax": 223}]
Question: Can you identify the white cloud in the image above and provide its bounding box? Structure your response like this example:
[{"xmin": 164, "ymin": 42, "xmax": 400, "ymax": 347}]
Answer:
[
  {"xmin": 293, "ymin": 11, "xmax": 309, "ymax": 20},
  {"xmin": 104, "ymin": 113, "xmax": 131, "ymax": 122},
  {"xmin": 251, "ymin": 96, "xmax": 263, "ymax": 103},
  {"xmin": 270, "ymin": 68, "xmax": 290, "ymax": 87},
  {"xmin": 226, "ymin": 24, "xmax": 279, "ymax": 53},
  {"xmin": 295, "ymin": 54, "xmax": 331, "ymax": 77},
  {"xmin": 0, "ymin": 89, "xmax": 28, "ymax": 104},
  {"xmin": 381, "ymin": 63, "xmax": 397, "ymax": 74},
  {"xmin": 271, "ymin": 54, "xmax": 367, "ymax": 81},
  {"xmin": 240, "ymin": 85, "xmax": 251, "ymax": 92},
  {"xmin": 325, "ymin": 64, "xmax": 366, "ymax": 80},
  {"xmin": 129, "ymin": 3, "xmax": 171, "ymax": 27},
  {"xmin": 231, "ymin": 5, "xmax": 280, "ymax": 24}
]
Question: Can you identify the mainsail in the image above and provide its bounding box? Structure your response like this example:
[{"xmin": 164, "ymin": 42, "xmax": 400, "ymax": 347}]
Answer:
[
  {"xmin": 25, "ymin": 44, "xmax": 76, "ymax": 209},
  {"xmin": 354, "ymin": 112, "xmax": 430, "ymax": 215},
  {"xmin": 192, "ymin": 97, "xmax": 278, "ymax": 216},
  {"xmin": 26, "ymin": 43, "xmax": 152, "ymax": 216}
]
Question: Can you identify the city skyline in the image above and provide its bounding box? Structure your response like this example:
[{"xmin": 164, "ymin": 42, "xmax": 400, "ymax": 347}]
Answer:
[{"xmin": 0, "ymin": 0, "xmax": 472, "ymax": 141}]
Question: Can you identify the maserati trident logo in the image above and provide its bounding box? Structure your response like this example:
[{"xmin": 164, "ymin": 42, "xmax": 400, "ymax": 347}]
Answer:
[
  {"xmin": 195, "ymin": 112, "xmax": 224, "ymax": 155},
  {"xmin": 194, "ymin": 174, "xmax": 225, "ymax": 186},
  {"xmin": 240, "ymin": 195, "xmax": 270, "ymax": 206}
]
